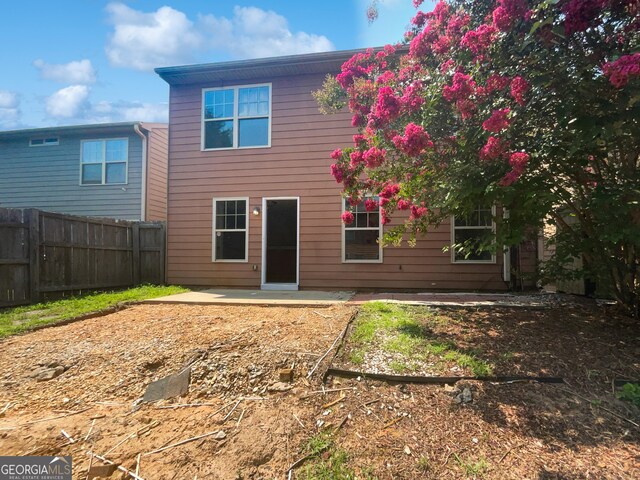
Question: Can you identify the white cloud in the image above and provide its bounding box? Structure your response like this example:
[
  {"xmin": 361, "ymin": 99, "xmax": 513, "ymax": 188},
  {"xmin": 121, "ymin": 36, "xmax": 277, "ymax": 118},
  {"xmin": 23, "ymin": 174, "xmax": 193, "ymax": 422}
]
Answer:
[
  {"xmin": 90, "ymin": 100, "xmax": 168, "ymax": 123},
  {"xmin": 201, "ymin": 6, "xmax": 334, "ymax": 59},
  {"xmin": 0, "ymin": 90, "xmax": 20, "ymax": 128},
  {"xmin": 105, "ymin": 3, "xmax": 203, "ymax": 71},
  {"xmin": 33, "ymin": 59, "xmax": 97, "ymax": 84},
  {"xmin": 104, "ymin": 2, "xmax": 334, "ymax": 71},
  {"xmin": 45, "ymin": 85, "xmax": 90, "ymax": 118}
]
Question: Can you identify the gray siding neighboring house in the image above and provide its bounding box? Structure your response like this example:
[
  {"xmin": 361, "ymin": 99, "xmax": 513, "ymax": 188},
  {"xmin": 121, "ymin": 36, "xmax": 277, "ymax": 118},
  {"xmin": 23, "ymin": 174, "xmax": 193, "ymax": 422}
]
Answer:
[{"xmin": 0, "ymin": 122, "xmax": 168, "ymax": 220}]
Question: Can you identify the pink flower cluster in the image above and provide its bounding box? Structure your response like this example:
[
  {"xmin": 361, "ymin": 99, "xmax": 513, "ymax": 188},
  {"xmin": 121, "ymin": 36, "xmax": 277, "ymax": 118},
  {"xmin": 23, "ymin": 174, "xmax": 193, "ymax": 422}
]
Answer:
[
  {"xmin": 603, "ymin": 53, "xmax": 640, "ymax": 88},
  {"xmin": 460, "ymin": 24, "xmax": 498, "ymax": 56},
  {"xmin": 364, "ymin": 198, "xmax": 379, "ymax": 212},
  {"xmin": 510, "ymin": 76, "xmax": 529, "ymax": 105},
  {"xmin": 479, "ymin": 136, "xmax": 509, "ymax": 161},
  {"xmin": 492, "ymin": 0, "xmax": 529, "ymax": 31},
  {"xmin": 500, "ymin": 152, "xmax": 530, "ymax": 186},
  {"xmin": 562, "ymin": 0, "xmax": 605, "ymax": 35},
  {"xmin": 482, "ymin": 108, "xmax": 511, "ymax": 132},
  {"xmin": 393, "ymin": 123, "xmax": 433, "ymax": 156},
  {"xmin": 443, "ymin": 72, "xmax": 476, "ymax": 102},
  {"xmin": 397, "ymin": 199, "xmax": 411, "ymax": 210},
  {"xmin": 363, "ymin": 147, "xmax": 387, "ymax": 168},
  {"xmin": 337, "ymin": 49, "xmax": 375, "ymax": 89},
  {"xmin": 341, "ymin": 211, "xmax": 354, "ymax": 224},
  {"xmin": 410, "ymin": 204, "xmax": 428, "ymax": 221},
  {"xmin": 330, "ymin": 163, "xmax": 344, "ymax": 183},
  {"xmin": 379, "ymin": 183, "xmax": 401, "ymax": 199},
  {"xmin": 373, "ymin": 86, "xmax": 402, "ymax": 123},
  {"xmin": 401, "ymin": 81, "xmax": 425, "ymax": 112}
]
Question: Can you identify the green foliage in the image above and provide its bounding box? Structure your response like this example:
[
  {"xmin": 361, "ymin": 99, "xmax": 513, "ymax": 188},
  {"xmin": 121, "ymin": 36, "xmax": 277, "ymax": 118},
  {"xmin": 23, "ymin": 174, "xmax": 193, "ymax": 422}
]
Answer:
[
  {"xmin": 617, "ymin": 383, "xmax": 640, "ymax": 408},
  {"xmin": 0, "ymin": 285, "xmax": 189, "ymax": 337},
  {"xmin": 454, "ymin": 454, "xmax": 489, "ymax": 478},
  {"xmin": 313, "ymin": 74, "xmax": 347, "ymax": 114},
  {"xmin": 348, "ymin": 302, "xmax": 493, "ymax": 376},
  {"xmin": 300, "ymin": 433, "xmax": 377, "ymax": 480}
]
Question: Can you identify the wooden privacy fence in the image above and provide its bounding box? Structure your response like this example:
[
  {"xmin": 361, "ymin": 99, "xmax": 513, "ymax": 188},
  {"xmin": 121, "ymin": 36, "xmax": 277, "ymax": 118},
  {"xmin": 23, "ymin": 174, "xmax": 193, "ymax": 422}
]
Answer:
[{"xmin": 0, "ymin": 207, "xmax": 166, "ymax": 308}]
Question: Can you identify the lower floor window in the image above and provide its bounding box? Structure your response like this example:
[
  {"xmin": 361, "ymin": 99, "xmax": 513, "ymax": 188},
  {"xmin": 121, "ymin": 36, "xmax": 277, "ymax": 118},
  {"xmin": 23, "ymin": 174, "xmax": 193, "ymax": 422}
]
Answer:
[
  {"xmin": 452, "ymin": 206, "xmax": 495, "ymax": 262},
  {"xmin": 213, "ymin": 198, "xmax": 248, "ymax": 261},
  {"xmin": 343, "ymin": 197, "xmax": 382, "ymax": 262}
]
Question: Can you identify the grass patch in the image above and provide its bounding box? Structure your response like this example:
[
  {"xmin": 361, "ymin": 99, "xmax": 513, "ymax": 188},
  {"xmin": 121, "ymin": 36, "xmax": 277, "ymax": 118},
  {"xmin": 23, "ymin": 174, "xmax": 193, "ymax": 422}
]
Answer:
[
  {"xmin": 454, "ymin": 454, "xmax": 489, "ymax": 478},
  {"xmin": 299, "ymin": 432, "xmax": 376, "ymax": 480},
  {"xmin": 0, "ymin": 285, "xmax": 188, "ymax": 338},
  {"xmin": 347, "ymin": 301, "xmax": 493, "ymax": 376},
  {"xmin": 617, "ymin": 383, "xmax": 640, "ymax": 408}
]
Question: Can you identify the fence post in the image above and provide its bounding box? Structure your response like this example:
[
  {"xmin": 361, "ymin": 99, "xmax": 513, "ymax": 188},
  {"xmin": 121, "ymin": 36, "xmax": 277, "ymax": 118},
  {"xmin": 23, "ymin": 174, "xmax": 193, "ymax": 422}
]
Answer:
[
  {"xmin": 28, "ymin": 209, "xmax": 40, "ymax": 303},
  {"xmin": 160, "ymin": 223, "xmax": 167, "ymax": 285},
  {"xmin": 132, "ymin": 223, "xmax": 140, "ymax": 286}
]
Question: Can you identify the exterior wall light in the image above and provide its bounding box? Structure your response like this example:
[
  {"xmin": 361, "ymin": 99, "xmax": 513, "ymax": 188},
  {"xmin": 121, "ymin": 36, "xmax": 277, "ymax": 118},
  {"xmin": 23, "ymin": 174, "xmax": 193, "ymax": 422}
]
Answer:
[{"xmin": 252, "ymin": 207, "xmax": 261, "ymax": 216}]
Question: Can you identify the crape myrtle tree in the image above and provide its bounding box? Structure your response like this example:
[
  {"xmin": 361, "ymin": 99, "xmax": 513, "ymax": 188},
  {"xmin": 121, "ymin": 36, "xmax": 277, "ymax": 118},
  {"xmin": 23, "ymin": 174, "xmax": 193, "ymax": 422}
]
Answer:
[{"xmin": 314, "ymin": 0, "xmax": 640, "ymax": 315}]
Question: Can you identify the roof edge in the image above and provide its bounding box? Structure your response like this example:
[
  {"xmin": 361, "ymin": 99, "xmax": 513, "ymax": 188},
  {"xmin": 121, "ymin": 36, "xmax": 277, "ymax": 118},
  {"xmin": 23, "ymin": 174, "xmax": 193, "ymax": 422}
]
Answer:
[{"xmin": 0, "ymin": 121, "xmax": 167, "ymax": 137}]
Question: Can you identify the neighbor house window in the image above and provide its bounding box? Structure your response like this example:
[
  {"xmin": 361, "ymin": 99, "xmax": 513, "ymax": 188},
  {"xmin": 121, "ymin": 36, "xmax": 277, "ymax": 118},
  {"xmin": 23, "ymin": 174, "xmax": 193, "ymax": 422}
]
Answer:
[
  {"xmin": 452, "ymin": 206, "xmax": 495, "ymax": 263},
  {"xmin": 30, "ymin": 137, "xmax": 58, "ymax": 146},
  {"xmin": 202, "ymin": 84, "xmax": 271, "ymax": 150},
  {"xmin": 213, "ymin": 198, "xmax": 249, "ymax": 262},
  {"xmin": 343, "ymin": 197, "xmax": 382, "ymax": 262},
  {"xmin": 80, "ymin": 138, "xmax": 128, "ymax": 185}
]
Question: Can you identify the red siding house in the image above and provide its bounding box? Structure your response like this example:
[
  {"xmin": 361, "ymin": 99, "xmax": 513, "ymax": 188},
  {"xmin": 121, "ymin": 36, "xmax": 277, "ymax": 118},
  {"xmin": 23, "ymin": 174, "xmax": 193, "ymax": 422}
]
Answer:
[{"xmin": 156, "ymin": 49, "xmax": 537, "ymax": 291}]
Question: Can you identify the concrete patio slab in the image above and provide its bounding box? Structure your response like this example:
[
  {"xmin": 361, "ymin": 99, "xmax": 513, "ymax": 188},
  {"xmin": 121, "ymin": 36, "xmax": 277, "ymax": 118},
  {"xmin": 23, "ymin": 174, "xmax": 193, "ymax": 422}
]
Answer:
[
  {"xmin": 143, "ymin": 289, "xmax": 355, "ymax": 306},
  {"xmin": 348, "ymin": 292, "xmax": 562, "ymax": 308}
]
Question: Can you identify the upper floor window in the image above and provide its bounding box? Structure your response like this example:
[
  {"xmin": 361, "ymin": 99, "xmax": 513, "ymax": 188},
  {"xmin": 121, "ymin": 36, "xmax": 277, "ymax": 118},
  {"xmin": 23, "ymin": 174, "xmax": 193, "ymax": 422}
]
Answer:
[
  {"xmin": 80, "ymin": 138, "xmax": 128, "ymax": 185},
  {"xmin": 30, "ymin": 137, "xmax": 58, "ymax": 146},
  {"xmin": 452, "ymin": 206, "xmax": 495, "ymax": 263},
  {"xmin": 343, "ymin": 197, "xmax": 383, "ymax": 263},
  {"xmin": 202, "ymin": 84, "xmax": 271, "ymax": 150}
]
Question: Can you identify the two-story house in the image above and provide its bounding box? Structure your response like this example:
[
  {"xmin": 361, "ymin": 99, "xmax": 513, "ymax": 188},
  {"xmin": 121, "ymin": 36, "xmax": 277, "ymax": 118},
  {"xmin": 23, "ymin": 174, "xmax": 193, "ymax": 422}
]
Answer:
[
  {"xmin": 156, "ymin": 49, "xmax": 537, "ymax": 291},
  {"xmin": 0, "ymin": 122, "xmax": 168, "ymax": 220}
]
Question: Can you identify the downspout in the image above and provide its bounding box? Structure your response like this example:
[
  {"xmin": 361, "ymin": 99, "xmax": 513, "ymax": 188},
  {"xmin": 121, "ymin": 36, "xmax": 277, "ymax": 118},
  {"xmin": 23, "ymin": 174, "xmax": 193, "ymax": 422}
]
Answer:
[
  {"xmin": 134, "ymin": 124, "xmax": 148, "ymax": 221},
  {"xmin": 503, "ymin": 208, "xmax": 511, "ymax": 285}
]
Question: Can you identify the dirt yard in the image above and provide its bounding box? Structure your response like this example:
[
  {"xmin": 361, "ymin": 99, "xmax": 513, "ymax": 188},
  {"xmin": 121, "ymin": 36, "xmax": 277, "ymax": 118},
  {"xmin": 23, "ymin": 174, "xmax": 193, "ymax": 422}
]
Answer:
[{"xmin": 0, "ymin": 302, "xmax": 638, "ymax": 479}]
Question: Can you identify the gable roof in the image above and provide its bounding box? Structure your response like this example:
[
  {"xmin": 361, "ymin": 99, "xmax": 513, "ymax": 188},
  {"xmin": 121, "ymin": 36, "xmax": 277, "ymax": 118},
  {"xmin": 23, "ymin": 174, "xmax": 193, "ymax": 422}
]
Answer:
[{"xmin": 155, "ymin": 48, "xmax": 372, "ymax": 86}]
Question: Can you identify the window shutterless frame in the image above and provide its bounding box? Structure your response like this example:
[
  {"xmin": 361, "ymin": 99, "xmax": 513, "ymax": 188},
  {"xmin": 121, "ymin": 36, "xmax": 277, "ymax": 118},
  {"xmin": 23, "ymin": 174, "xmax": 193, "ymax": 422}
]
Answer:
[
  {"xmin": 341, "ymin": 196, "xmax": 384, "ymax": 264},
  {"xmin": 450, "ymin": 205, "xmax": 497, "ymax": 264},
  {"xmin": 79, "ymin": 138, "xmax": 129, "ymax": 186},
  {"xmin": 30, "ymin": 137, "xmax": 59, "ymax": 147},
  {"xmin": 212, "ymin": 197, "xmax": 249, "ymax": 262},
  {"xmin": 201, "ymin": 83, "xmax": 272, "ymax": 151}
]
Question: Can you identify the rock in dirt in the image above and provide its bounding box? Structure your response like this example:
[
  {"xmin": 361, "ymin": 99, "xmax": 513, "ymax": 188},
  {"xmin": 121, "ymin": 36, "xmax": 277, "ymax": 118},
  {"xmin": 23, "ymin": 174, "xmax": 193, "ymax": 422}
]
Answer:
[
  {"xmin": 215, "ymin": 430, "xmax": 226, "ymax": 440},
  {"xmin": 278, "ymin": 368, "xmax": 294, "ymax": 383},
  {"xmin": 454, "ymin": 387, "xmax": 473, "ymax": 404},
  {"xmin": 268, "ymin": 382, "xmax": 293, "ymax": 393},
  {"xmin": 143, "ymin": 368, "xmax": 191, "ymax": 402},
  {"xmin": 87, "ymin": 463, "xmax": 119, "ymax": 477},
  {"xmin": 30, "ymin": 364, "xmax": 66, "ymax": 382}
]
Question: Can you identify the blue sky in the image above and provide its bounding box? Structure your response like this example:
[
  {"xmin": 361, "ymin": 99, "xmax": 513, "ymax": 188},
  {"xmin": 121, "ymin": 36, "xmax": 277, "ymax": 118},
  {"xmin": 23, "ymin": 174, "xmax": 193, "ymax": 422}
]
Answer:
[{"xmin": 0, "ymin": 0, "xmax": 425, "ymax": 130}]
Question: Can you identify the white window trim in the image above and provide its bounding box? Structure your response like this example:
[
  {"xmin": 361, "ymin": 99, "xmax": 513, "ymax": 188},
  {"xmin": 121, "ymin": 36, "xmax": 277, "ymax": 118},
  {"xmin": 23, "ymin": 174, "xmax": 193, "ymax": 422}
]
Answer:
[
  {"xmin": 201, "ymin": 83, "xmax": 272, "ymax": 151},
  {"xmin": 212, "ymin": 197, "xmax": 250, "ymax": 263},
  {"xmin": 79, "ymin": 138, "xmax": 129, "ymax": 186},
  {"xmin": 451, "ymin": 205, "xmax": 497, "ymax": 264},
  {"xmin": 341, "ymin": 196, "xmax": 384, "ymax": 264},
  {"xmin": 30, "ymin": 137, "xmax": 59, "ymax": 147}
]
